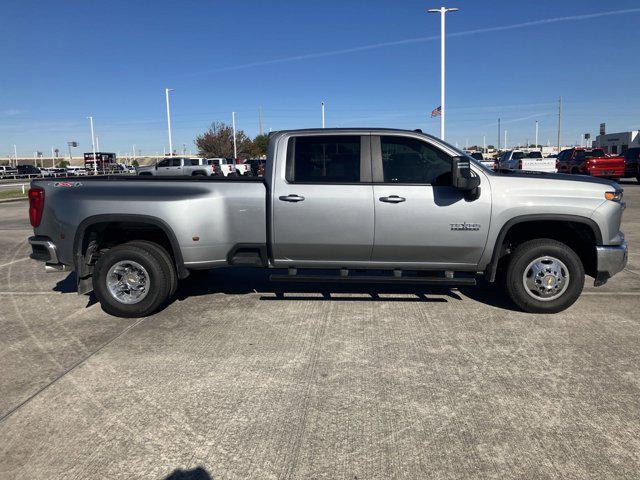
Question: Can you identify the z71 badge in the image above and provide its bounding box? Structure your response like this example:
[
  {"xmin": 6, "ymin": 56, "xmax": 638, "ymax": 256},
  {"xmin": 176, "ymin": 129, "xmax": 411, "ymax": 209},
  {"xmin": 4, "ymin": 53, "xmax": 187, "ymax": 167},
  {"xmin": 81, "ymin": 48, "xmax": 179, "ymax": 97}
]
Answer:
[{"xmin": 450, "ymin": 222, "xmax": 481, "ymax": 231}]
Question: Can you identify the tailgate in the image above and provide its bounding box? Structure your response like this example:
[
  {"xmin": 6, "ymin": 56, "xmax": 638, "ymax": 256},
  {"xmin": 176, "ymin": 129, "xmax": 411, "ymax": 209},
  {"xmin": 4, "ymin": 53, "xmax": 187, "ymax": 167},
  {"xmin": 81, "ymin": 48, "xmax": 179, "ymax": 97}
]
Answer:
[
  {"xmin": 520, "ymin": 159, "xmax": 557, "ymax": 172},
  {"xmin": 587, "ymin": 157, "xmax": 625, "ymax": 177}
]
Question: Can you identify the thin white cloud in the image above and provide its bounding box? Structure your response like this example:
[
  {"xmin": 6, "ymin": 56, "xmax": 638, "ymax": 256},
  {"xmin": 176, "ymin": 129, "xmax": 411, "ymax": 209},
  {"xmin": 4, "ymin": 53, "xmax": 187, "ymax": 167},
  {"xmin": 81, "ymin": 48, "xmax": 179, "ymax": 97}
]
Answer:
[
  {"xmin": 208, "ymin": 8, "xmax": 640, "ymax": 72},
  {"xmin": 1, "ymin": 109, "xmax": 25, "ymax": 116}
]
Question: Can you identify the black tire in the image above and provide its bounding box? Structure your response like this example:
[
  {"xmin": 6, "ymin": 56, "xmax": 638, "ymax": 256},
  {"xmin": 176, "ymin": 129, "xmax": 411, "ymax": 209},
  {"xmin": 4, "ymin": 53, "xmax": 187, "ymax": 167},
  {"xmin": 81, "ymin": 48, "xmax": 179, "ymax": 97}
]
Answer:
[
  {"xmin": 126, "ymin": 240, "xmax": 178, "ymax": 296},
  {"xmin": 571, "ymin": 167, "xmax": 580, "ymax": 175},
  {"xmin": 192, "ymin": 171, "xmax": 206, "ymax": 176},
  {"xmin": 93, "ymin": 241, "xmax": 174, "ymax": 318},
  {"xmin": 505, "ymin": 238, "xmax": 584, "ymax": 314}
]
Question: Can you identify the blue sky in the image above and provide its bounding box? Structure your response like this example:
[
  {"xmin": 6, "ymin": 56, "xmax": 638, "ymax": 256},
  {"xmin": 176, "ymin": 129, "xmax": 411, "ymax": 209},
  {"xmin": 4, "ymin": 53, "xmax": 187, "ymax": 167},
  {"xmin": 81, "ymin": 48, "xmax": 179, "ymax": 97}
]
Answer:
[{"xmin": 1, "ymin": 0, "xmax": 639, "ymax": 156}]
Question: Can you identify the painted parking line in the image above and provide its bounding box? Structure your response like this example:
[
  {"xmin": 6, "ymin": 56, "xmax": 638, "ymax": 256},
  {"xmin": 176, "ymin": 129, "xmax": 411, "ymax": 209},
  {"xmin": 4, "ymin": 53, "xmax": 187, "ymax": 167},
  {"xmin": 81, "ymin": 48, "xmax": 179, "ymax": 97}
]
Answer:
[
  {"xmin": 0, "ymin": 291, "xmax": 65, "ymax": 295},
  {"xmin": 0, "ymin": 257, "xmax": 29, "ymax": 269},
  {"xmin": 582, "ymin": 291, "xmax": 639, "ymax": 296}
]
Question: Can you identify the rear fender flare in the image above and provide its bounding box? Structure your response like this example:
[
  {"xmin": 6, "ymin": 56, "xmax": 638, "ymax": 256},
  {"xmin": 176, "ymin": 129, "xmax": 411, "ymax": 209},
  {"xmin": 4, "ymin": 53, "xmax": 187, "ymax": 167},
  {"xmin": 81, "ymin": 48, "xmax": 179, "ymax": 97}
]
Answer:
[{"xmin": 73, "ymin": 214, "xmax": 188, "ymax": 280}]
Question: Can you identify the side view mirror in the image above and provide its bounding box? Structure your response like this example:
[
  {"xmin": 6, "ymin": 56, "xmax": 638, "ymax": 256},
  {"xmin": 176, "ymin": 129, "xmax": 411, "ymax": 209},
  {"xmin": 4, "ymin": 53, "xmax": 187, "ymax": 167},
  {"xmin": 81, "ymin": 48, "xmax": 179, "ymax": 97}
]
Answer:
[{"xmin": 452, "ymin": 156, "xmax": 481, "ymax": 200}]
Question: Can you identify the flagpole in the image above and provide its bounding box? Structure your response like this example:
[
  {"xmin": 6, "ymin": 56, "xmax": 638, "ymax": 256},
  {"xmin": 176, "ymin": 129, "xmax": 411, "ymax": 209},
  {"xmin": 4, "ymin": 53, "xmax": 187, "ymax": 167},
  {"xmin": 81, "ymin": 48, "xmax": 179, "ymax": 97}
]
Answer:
[{"xmin": 428, "ymin": 7, "xmax": 458, "ymax": 141}]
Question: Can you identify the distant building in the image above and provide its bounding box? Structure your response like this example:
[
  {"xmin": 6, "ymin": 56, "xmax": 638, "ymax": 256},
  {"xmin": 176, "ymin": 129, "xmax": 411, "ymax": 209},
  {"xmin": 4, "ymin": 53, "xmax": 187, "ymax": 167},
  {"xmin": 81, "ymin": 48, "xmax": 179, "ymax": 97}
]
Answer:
[{"xmin": 593, "ymin": 130, "xmax": 640, "ymax": 154}]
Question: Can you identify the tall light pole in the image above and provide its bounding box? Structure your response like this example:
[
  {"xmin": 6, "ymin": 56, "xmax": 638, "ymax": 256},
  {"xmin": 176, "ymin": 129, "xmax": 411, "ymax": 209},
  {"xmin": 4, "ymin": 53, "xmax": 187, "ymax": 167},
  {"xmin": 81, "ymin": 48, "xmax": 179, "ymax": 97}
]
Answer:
[
  {"xmin": 557, "ymin": 96, "xmax": 562, "ymax": 154},
  {"xmin": 321, "ymin": 101, "xmax": 326, "ymax": 128},
  {"xmin": 165, "ymin": 88, "xmax": 174, "ymax": 156},
  {"xmin": 428, "ymin": 6, "xmax": 458, "ymax": 141},
  {"xmin": 232, "ymin": 111, "xmax": 237, "ymax": 160},
  {"xmin": 483, "ymin": 135, "xmax": 486, "ymax": 152},
  {"xmin": 88, "ymin": 116, "xmax": 97, "ymax": 174},
  {"xmin": 535, "ymin": 120, "xmax": 539, "ymax": 148},
  {"xmin": 504, "ymin": 129, "xmax": 508, "ymax": 150},
  {"xmin": 13, "ymin": 144, "xmax": 17, "ymax": 167}
]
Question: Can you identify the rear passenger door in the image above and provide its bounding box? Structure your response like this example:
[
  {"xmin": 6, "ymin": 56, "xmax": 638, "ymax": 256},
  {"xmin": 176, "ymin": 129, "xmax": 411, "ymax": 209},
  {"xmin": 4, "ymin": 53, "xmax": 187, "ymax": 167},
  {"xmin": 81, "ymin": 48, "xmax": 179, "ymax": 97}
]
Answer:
[{"xmin": 272, "ymin": 134, "xmax": 374, "ymax": 264}]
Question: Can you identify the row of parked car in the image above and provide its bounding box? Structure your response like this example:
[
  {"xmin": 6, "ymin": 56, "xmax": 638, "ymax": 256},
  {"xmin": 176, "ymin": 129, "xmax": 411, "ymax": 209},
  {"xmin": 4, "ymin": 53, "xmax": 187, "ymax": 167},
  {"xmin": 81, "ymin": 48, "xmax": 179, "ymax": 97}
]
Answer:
[
  {"xmin": 136, "ymin": 157, "xmax": 266, "ymax": 177},
  {"xmin": 0, "ymin": 163, "xmax": 139, "ymax": 179},
  {"xmin": 468, "ymin": 147, "xmax": 640, "ymax": 182}
]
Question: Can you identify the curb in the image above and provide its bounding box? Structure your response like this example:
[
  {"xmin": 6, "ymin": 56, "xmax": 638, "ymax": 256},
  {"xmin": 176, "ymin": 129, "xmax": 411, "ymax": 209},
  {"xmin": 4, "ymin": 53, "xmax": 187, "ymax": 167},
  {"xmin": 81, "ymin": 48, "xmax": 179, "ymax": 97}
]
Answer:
[{"xmin": 0, "ymin": 197, "xmax": 27, "ymax": 204}]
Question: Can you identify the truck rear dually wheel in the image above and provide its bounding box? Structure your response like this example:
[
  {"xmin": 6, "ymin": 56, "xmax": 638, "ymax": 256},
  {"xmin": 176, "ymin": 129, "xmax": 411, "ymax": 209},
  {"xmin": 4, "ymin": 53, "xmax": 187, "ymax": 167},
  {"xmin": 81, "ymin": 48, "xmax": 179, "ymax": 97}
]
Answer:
[
  {"xmin": 93, "ymin": 241, "xmax": 174, "ymax": 318},
  {"xmin": 505, "ymin": 239, "xmax": 584, "ymax": 314}
]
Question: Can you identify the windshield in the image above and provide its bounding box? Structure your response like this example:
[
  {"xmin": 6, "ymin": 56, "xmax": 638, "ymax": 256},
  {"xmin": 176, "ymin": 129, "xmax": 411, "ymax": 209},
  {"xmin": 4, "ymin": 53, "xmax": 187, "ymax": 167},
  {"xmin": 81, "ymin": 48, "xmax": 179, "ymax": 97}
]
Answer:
[
  {"xmin": 512, "ymin": 152, "xmax": 526, "ymax": 159},
  {"xmin": 527, "ymin": 151, "xmax": 542, "ymax": 158},
  {"xmin": 586, "ymin": 149, "xmax": 605, "ymax": 158}
]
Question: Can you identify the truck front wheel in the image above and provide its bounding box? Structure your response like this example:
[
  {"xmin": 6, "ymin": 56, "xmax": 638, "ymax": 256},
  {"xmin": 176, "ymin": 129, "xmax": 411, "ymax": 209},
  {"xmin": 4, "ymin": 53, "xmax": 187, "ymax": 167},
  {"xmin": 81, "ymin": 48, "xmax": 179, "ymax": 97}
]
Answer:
[
  {"xmin": 93, "ymin": 241, "xmax": 174, "ymax": 318},
  {"xmin": 505, "ymin": 239, "xmax": 584, "ymax": 314}
]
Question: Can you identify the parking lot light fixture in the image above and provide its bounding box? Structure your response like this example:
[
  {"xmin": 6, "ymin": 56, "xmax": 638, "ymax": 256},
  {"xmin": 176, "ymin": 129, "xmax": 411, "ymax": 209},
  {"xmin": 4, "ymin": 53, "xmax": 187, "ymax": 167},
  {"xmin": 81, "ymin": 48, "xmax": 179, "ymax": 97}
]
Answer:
[
  {"xmin": 165, "ymin": 88, "xmax": 174, "ymax": 156},
  {"xmin": 428, "ymin": 6, "xmax": 458, "ymax": 141},
  {"xmin": 232, "ymin": 111, "xmax": 237, "ymax": 160},
  {"xmin": 88, "ymin": 116, "xmax": 97, "ymax": 174}
]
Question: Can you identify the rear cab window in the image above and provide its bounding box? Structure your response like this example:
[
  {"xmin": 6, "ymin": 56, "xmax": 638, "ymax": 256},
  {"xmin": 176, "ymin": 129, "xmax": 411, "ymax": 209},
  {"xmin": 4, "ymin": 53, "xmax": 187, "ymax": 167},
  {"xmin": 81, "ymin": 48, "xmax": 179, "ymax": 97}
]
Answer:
[{"xmin": 286, "ymin": 135, "xmax": 362, "ymax": 183}]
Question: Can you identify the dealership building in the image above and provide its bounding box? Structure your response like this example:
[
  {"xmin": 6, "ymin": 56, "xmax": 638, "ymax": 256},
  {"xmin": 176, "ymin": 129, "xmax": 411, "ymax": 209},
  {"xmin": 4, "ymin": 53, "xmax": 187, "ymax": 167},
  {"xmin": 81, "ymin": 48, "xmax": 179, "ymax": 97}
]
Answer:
[{"xmin": 593, "ymin": 130, "xmax": 640, "ymax": 154}]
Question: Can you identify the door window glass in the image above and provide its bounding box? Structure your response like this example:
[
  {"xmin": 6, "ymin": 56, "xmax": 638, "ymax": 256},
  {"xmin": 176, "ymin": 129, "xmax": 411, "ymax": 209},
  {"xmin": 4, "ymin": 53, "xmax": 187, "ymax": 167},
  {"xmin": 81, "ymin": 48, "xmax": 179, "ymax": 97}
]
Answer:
[
  {"xmin": 170, "ymin": 158, "xmax": 182, "ymax": 167},
  {"xmin": 287, "ymin": 136, "xmax": 361, "ymax": 183},
  {"xmin": 380, "ymin": 136, "xmax": 451, "ymax": 184},
  {"xmin": 157, "ymin": 159, "xmax": 170, "ymax": 167}
]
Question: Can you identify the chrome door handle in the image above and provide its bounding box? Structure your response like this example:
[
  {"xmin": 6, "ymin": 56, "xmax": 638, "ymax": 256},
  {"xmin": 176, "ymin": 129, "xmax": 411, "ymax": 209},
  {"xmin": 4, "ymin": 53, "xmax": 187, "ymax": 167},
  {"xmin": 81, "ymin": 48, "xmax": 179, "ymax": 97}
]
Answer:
[
  {"xmin": 380, "ymin": 195, "xmax": 406, "ymax": 203},
  {"xmin": 279, "ymin": 194, "xmax": 305, "ymax": 202}
]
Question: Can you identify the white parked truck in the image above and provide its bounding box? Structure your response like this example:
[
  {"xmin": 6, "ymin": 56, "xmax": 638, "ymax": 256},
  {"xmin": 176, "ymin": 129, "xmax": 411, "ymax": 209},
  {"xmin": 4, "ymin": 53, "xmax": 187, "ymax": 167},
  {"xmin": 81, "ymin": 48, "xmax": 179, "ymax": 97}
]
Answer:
[{"xmin": 497, "ymin": 150, "xmax": 557, "ymax": 173}]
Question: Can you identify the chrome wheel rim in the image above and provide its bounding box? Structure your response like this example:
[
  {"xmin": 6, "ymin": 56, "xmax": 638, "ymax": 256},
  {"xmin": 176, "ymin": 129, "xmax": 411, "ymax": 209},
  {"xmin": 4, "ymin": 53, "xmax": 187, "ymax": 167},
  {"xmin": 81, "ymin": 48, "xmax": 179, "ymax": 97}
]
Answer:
[
  {"xmin": 522, "ymin": 256, "xmax": 570, "ymax": 302},
  {"xmin": 106, "ymin": 260, "xmax": 150, "ymax": 304}
]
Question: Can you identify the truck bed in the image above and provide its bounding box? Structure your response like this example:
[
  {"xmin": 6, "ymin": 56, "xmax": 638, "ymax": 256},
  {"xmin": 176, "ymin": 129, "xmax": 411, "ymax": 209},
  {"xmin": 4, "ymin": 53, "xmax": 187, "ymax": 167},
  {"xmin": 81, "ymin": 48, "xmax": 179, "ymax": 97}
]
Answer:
[
  {"xmin": 31, "ymin": 175, "xmax": 268, "ymax": 270},
  {"xmin": 44, "ymin": 174, "xmax": 265, "ymax": 183}
]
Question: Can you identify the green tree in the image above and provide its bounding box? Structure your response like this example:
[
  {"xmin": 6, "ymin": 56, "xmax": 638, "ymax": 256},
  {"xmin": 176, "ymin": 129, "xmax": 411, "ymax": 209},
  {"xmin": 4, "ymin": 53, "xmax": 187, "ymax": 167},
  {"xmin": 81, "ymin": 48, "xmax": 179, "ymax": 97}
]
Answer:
[
  {"xmin": 251, "ymin": 134, "xmax": 269, "ymax": 158},
  {"xmin": 195, "ymin": 122, "xmax": 253, "ymax": 159},
  {"xmin": 132, "ymin": 159, "xmax": 140, "ymax": 167},
  {"xmin": 57, "ymin": 160, "xmax": 70, "ymax": 168}
]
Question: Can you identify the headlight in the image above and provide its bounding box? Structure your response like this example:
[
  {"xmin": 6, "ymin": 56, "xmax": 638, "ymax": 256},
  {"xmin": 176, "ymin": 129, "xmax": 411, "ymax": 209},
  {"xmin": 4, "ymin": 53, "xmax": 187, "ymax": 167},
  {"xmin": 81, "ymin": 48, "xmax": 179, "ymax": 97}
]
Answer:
[{"xmin": 605, "ymin": 190, "xmax": 623, "ymax": 202}]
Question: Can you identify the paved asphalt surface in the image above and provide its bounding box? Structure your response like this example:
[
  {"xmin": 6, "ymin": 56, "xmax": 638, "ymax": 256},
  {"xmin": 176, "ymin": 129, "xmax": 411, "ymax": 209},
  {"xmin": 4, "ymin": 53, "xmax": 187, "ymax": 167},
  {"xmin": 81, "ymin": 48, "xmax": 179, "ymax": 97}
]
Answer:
[{"xmin": 0, "ymin": 181, "xmax": 639, "ymax": 479}]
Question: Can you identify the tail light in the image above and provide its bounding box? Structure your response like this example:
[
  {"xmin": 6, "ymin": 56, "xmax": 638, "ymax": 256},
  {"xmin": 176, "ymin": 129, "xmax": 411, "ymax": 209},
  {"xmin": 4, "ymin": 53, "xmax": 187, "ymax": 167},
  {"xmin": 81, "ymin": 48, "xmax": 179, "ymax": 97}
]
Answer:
[
  {"xmin": 518, "ymin": 160, "xmax": 523, "ymax": 170},
  {"xmin": 28, "ymin": 187, "xmax": 45, "ymax": 227},
  {"xmin": 555, "ymin": 159, "xmax": 560, "ymax": 169}
]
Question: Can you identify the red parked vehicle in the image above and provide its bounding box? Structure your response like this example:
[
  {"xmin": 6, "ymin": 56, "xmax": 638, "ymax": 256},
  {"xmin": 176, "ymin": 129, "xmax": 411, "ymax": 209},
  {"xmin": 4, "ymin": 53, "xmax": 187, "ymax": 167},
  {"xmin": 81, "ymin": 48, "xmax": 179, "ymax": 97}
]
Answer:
[
  {"xmin": 556, "ymin": 148, "xmax": 625, "ymax": 179},
  {"xmin": 621, "ymin": 147, "xmax": 640, "ymax": 182}
]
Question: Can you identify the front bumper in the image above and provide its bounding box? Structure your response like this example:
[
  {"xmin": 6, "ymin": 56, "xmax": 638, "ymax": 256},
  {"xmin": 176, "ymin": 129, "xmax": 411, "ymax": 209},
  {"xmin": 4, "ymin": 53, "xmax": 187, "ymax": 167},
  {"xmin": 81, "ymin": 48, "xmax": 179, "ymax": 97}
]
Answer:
[
  {"xmin": 28, "ymin": 236, "xmax": 70, "ymax": 272},
  {"xmin": 594, "ymin": 241, "xmax": 628, "ymax": 286}
]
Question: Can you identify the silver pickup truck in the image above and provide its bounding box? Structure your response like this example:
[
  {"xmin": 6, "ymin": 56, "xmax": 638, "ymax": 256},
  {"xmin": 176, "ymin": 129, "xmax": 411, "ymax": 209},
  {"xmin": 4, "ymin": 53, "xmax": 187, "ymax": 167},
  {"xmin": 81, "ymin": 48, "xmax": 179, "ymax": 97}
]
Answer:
[
  {"xmin": 28, "ymin": 128, "xmax": 628, "ymax": 318},
  {"xmin": 137, "ymin": 157, "xmax": 216, "ymax": 176}
]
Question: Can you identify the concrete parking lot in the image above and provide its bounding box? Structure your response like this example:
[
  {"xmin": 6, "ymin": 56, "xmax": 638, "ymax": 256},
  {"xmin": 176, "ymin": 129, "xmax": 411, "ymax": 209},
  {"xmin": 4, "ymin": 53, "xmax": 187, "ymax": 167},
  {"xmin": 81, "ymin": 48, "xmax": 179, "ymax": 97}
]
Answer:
[{"xmin": 0, "ymin": 182, "xmax": 639, "ymax": 479}]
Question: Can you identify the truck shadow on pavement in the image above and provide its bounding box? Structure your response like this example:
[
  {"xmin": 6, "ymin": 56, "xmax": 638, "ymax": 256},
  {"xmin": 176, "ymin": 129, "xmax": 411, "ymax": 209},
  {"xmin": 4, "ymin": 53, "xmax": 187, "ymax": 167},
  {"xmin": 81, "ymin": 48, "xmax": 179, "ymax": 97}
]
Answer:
[
  {"xmin": 164, "ymin": 467, "xmax": 211, "ymax": 480},
  {"xmin": 53, "ymin": 268, "xmax": 518, "ymax": 312},
  {"xmin": 174, "ymin": 267, "xmax": 518, "ymax": 311}
]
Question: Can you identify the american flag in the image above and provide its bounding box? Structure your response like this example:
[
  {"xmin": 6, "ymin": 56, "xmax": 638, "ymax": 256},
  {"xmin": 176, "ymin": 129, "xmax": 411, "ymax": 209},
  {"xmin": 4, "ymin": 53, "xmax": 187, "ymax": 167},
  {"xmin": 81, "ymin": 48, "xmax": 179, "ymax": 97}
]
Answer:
[{"xmin": 430, "ymin": 106, "xmax": 441, "ymax": 117}]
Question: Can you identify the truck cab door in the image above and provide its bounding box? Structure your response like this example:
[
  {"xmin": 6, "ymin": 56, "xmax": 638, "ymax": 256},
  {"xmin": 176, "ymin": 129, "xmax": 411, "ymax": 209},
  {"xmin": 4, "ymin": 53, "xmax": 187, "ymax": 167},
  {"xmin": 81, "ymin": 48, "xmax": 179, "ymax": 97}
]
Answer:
[
  {"xmin": 155, "ymin": 158, "xmax": 171, "ymax": 175},
  {"xmin": 271, "ymin": 134, "xmax": 374, "ymax": 265},
  {"xmin": 370, "ymin": 135, "xmax": 491, "ymax": 268}
]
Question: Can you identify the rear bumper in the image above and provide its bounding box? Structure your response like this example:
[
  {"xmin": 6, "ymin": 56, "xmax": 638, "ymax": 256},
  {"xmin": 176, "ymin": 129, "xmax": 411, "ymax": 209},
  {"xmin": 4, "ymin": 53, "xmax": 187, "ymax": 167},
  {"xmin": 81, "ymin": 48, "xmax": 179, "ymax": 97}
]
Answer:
[
  {"xmin": 28, "ymin": 236, "xmax": 70, "ymax": 272},
  {"xmin": 588, "ymin": 166, "xmax": 625, "ymax": 178},
  {"xmin": 594, "ymin": 241, "xmax": 628, "ymax": 286}
]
